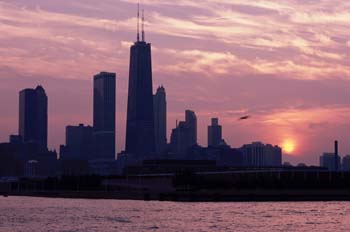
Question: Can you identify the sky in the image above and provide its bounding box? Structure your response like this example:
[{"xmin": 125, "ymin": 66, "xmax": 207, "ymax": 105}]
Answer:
[{"xmin": 1, "ymin": 0, "xmax": 350, "ymax": 165}]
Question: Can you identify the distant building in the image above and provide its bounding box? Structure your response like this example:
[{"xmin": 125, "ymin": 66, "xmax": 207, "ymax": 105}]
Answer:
[
  {"xmin": 93, "ymin": 72, "xmax": 116, "ymax": 160},
  {"xmin": 60, "ymin": 124, "xmax": 93, "ymax": 160},
  {"xmin": 334, "ymin": 140, "xmax": 339, "ymax": 171},
  {"xmin": 0, "ymin": 142, "xmax": 22, "ymax": 177},
  {"xmin": 170, "ymin": 110, "xmax": 197, "ymax": 155},
  {"xmin": 320, "ymin": 153, "xmax": 341, "ymax": 171},
  {"xmin": 240, "ymin": 142, "xmax": 282, "ymax": 167},
  {"xmin": 297, "ymin": 163, "xmax": 307, "ymax": 167},
  {"xmin": 202, "ymin": 145, "xmax": 244, "ymax": 167},
  {"xmin": 153, "ymin": 86, "xmax": 167, "ymax": 154},
  {"xmin": 342, "ymin": 155, "xmax": 350, "ymax": 171},
  {"xmin": 9, "ymin": 135, "xmax": 22, "ymax": 145},
  {"xmin": 208, "ymin": 118, "xmax": 222, "ymax": 147},
  {"xmin": 170, "ymin": 122, "xmax": 189, "ymax": 156},
  {"xmin": 186, "ymin": 110, "xmax": 197, "ymax": 146},
  {"xmin": 283, "ymin": 162, "xmax": 293, "ymax": 167},
  {"xmin": 19, "ymin": 85, "xmax": 48, "ymax": 152}
]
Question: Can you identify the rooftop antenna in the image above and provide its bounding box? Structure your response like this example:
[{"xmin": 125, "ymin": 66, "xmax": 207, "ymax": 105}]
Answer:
[
  {"xmin": 142, "ymin": 9, "xmax": 145, "ymax": 41},
  {"xmin": 137, "ymin": 2, "xmax": 140, "ymax": 42}
]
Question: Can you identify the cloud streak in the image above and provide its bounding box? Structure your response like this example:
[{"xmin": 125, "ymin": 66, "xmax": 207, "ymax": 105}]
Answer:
[{"xmin": 1, "ymin": 0, "xmax": 350, "ymax": 164}]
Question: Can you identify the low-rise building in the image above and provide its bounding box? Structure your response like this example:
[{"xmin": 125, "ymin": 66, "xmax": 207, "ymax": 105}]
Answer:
[
  {"xmin": 320, "ymin": 153, "xmax": 341, "ymax": 171},
  {"xmin": 240, "ymin": 142, "xmax": 282, "ymax": 167}
]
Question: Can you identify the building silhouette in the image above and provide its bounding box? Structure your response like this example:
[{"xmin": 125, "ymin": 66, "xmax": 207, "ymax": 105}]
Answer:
[
  {"xmin": 60, "ymin": 124, "xmax": 93, "ymax": 160},
  {"xmin": 9, "ymin": 135, "xmax": 22, "ymax": 145},
  {"xmin": 320, "ymin": 152, "xmax": 341, "ymax": 171},
  {"xmin": 334, "ymin": 140, "xmax": 339, "ymax": 171},
  {"xmin": 240, "ymin": 142, "xmax": 282, "ymax": 167},
  {"xmin": 18, "ymin": 85, "xmax": 48, "ymax": 152},
  {"xmin": 125, "ymin": 11, "xmax": 155, "ymax": 157},
  {"xmin": 186, "ymin": 110, "xmax": 197, "ymax": 146},
  {"xmin": 153, "ymin": 86, "xmax": 167, "ymax": 154},
  {"xmin": 208, "ymin": 118, "xmax": 222, "ymax": 147},
  {"xmin": 342, "ymin": 155, "xmax": 350, "ymax": 171},
  {"xmin": 170, "ymin": 110, "xmax": 197, "ymax": 155},
  {"xmin": 93, "ymin": 72, "xmax": 116, "ymax": 160}
]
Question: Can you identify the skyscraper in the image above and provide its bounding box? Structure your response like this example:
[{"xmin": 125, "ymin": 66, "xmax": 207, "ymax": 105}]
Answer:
[
  {"xmin": 154, "ymin": 86, "xmax": 167, "ymax": 154},
  {"xmin": 93, "ymin": 72, "xmax": 116, "ymax": 160},
  {"xmin": 60, "ymin": 124, "xmax": 93, "ymax": 160},
  {"xmin": 208, "ymin": 118, "xmax": 222, "ymax": 147},
  {"xmin": 125, "ymin": 8, "xmax": 155, "ymax": 156},
  {"xmin": 185, "ymin": 110, "xmax": 197, "ymax": 146},
  {"xmin": 19, "ymin": 85, "xmax": 48, "ymax": 152},
  {"xmin": 170, "ymin": 110, "xmax": 197, "ymax": 155}
]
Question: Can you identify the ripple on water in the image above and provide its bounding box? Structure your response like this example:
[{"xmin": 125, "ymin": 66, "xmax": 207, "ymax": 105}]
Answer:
[{"xmin": 0, "ymin": 197, "xmax": 349, "ymax": 232}]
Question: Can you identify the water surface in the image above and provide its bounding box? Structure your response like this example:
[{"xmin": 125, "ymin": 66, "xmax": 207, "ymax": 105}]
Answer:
[{"xmin": 0, "ymin": 197, "xmax": 349, "ymax": 231}]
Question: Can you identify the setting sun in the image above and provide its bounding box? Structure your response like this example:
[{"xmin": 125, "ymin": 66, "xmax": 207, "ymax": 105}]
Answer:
[{"xmin": 282, "ymin": 139, "xmax": 296, "ymax": 154}]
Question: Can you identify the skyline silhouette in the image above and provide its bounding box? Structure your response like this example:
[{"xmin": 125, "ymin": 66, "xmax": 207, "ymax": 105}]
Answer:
[
  {"xmin": 2, "ymin": 3, "xmax": 350, "ymax": 231},
  {"xmin": 1, "ymin": 1, "xmax": 350, "ymax": 165}
]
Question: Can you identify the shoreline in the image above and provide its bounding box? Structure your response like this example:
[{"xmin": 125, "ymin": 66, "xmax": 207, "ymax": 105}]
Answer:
[{"xmin": 4, "ymin": 189, "xmax": 350, "ymax": 202}]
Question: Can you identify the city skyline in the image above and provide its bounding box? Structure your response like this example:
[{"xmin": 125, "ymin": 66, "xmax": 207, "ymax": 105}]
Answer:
[{"xmin": 2, "ymin": 1, "xmax": 350, "ymax": 164}]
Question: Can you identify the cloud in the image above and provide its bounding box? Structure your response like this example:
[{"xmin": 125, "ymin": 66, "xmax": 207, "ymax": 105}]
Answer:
[
  {"xmin": 2, "ymin": 0, "xmax": 350, "ymax": 80},
  {"xmin": 155, "ymin": 48, "xmax": 250, "ymax": 76},
  {"xmin": 308, "ymin": 122, "xmax": 330, "ymax": 130},
  {"xmin": 1, "ymin": 0, "xmax": 350, "ymax": 164}
]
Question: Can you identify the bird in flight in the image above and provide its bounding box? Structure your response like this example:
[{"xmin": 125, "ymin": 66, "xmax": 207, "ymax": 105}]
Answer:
[{"xmin": 239, "ymin": 115, "xmax": 250, "ymax": 120}]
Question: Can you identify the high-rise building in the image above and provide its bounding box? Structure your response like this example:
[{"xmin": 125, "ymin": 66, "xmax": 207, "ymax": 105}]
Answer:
[
  {"xmin": 18, "ymin": 85, "xmax": 48, "ymax": 152},
  {"xmin": 170, "ymin": 121, "xmax": 188, "ymax": 156},
  {"xmin": 240, "ymin": 142, "xmax": 282, "ymax": 167},
  {"xmin": 208, "ymin": 118, "xmax": 222, "ymax": 147},
  {"xmin": 153, "ymin": 86, "xmax": 167, "ymax": 154},
  {"xmin": 170, "ymin": 110, "xmax": 197, "ymax": 155},
  {"xmin": 93, "ymin": 72, "xmax": 116, "ymax": 160},
  {"xmin": 320, "ymin": 153, "xmax": 341, "ymax": 171},
  {"xmin": 125, "ymin": 9, "xmax": 155, "ymax": 157},
  {"xmin": 342, "ymin": 155, "xmax": 350, "ymax": 171},
  {"xmin": 60, "ymin": 124, "xmax": 93, "ymax": 160},
  {"xmin": 185, "ymin": 110, "xmax": 197, "ymax": 146}
]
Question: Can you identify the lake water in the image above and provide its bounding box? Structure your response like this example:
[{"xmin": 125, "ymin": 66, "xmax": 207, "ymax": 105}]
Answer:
[{"xmin": 0, "ymin": 197, "xmax": 349, "ymax": 231}]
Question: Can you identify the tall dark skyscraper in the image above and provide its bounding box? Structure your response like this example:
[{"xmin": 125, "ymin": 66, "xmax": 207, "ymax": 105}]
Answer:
[
  {"xmin": 19, "ymin": 85, "xmax": 48, "ymax": 152},
  {"xmin": 208, "ymin": 118, "xmax": 222, "ymax": 147},
  {"xmin": 154, "ymin": 86, "xmax": 167, "ymax": 154},
  {"xmin": 125, "ymin": 9, "xmax": 155, "ymax": 156},
  {"xmin": 93, "ymin": 72, "xmax": 116, "ymax": 160}
]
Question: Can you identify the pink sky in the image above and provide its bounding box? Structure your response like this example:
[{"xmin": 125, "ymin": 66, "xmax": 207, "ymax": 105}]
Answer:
[{"xmin": 1, "ymin": 0, "xmax": 350, "ymax": 164}]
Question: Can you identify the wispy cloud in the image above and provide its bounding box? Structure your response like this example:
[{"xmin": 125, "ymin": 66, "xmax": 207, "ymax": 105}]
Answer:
[
  {"xmin": 1, "ymin": 0, "xmax": 350, "ymax": 164},
  {"xmin": 1, "ymin": 0, "xmax": 350, "ymax": 79}
]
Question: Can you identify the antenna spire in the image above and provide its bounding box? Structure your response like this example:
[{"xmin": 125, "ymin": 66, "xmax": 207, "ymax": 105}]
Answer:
[
  {"xmin": 142, "ymin": 9, "xmax": 145, "ymax": 41},
  {"xmin": 137, "ymin": 2, "xmax": 140, "ymax": 41}
]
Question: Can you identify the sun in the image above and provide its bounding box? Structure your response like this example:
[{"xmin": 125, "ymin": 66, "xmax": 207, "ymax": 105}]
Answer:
[{"xmin": 282, "ymin": 139, "xmax": 296, "ymax": 154}]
